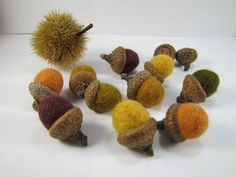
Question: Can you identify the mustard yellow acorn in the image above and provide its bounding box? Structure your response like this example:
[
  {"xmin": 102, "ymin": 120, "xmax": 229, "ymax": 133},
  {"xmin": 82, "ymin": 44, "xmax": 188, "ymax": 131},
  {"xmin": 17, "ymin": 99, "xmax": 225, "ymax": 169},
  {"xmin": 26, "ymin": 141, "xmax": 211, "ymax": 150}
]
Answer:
[
  {"xmin": 112, "ymin": 100, "xmax": 157, "ymax": 156},
  {"xmin": 31, "ymin": 10, "xmax": 93, "ymax": 68},
  {"xmin": 145, "ymin": 54, "xmax": 174, "ymax": 80},
  {"xmin": 122, "ymin": 71, "xmax": 164, "ymax": 107},
  {"xmin": 100, "ymin": 46, "xmax": 139, "ymax": 74},
  {"xmin": 157, "ymin": 103, "xmax": 208, "ymax": 142},
  {"xmin": 69, "ymin": 65, "xmax": 97, "ymax": 98},
  {"xmin": 153, "ymin": 43, "xmax": 176, "ymax": 59}
]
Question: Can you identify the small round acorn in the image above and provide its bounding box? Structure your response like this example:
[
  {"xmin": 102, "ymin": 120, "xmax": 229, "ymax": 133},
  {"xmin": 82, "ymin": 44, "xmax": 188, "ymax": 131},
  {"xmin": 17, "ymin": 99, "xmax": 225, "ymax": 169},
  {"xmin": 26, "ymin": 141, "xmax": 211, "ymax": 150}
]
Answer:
[
  {"xmin": 153, "ymin": 43, "xmax": 176, "ymax": 59},
  {"xmin": 157, "ymin": 103, "xmax": 208, "ymax": 142},
  {"xmin": 29, "ymin": 68, "xmax": 63, "ymax": 110},
  {"xmin": 122, "ymin": 71, "xmax": 164, "ymax": 107},
  {"xmin": 100, "ymin": 46, "xmax": 139, "ymax": 74},
  {"xmin": 144, "ymin": 54, "xmax": 174, "ymax": 81},
  {"xmin": 69, "ymin": 65, "xmax": 97, "ymax": 98},
  {"xmin": 84, "ymin": 80, "xmax": 122, "ymax": 113},
  {"xmin": 112, "ymin": 100, "xmax": 157, "ymax": 156},
  {"xmin": 177, "ymin": 69, "xmax": 219, "ymax": 103},
  {"xmin": 31, "ymin": 10, "xmax": 93, "ymax": 68},
  {"xmin": 175, "ymin": 48, "xmax": 198, "ymax": 71},
  {"xmin": 38, "ymin": 95, "xmax": 87, "ymax": 146}
]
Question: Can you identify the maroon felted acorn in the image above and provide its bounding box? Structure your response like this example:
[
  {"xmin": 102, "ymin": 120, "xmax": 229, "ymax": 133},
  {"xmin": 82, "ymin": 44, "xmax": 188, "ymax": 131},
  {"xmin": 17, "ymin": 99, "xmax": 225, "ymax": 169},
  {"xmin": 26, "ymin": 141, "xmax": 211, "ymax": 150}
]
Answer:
[
  {"xmin": 38, "ymin": 95, "xmax": 87, "ymax": 146},
  {"xmin": 100, "ymin": 46, "xmax": 139, "ymax": 74}
]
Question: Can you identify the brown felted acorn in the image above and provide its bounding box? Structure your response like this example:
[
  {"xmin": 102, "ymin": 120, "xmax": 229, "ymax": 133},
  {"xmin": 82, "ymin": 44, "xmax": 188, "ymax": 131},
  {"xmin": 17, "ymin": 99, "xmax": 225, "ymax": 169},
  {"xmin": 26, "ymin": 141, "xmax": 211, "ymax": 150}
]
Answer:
[
  {"xmin": 38, "ymin": 95, "xmax": 87, "ymax": 146},
  {"xmin": 157, "ymin": 103, "xmax": 208, "ymax": 142},
  {"xmin": 69, "ymin": 65, "xmax": 97, "ymax": 98},
  {"xmin": 113, "ymin": 100, "xmax": 157, "ymax": 156},
  {"xmin": 121, "ymin": 71, "xmax": 164, "ymax": 107},
  {"xmin": 175, "ymin": 48, "xmax": 198, "ymax": 71},
  {"xmin": 100, "ymin": 46, "xmax": 139, "ymax": 74},
  {"xmin": 153, "ymin": 43, "xmax": 176, "ymax": 59}
]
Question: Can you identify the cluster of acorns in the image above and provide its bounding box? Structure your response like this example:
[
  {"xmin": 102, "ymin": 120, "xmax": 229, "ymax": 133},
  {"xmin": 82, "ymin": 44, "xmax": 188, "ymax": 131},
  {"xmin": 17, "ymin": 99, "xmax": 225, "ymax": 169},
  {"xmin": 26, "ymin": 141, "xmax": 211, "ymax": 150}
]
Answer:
[{"xmin": 29, "ymin": 11, "xmax": 220, "ymax": 156}]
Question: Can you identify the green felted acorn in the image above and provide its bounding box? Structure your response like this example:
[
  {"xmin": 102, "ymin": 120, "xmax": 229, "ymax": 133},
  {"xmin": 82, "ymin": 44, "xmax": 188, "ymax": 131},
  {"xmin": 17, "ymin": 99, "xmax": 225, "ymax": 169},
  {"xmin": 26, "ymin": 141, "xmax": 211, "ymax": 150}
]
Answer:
[{"xmin": 193, "ymin": 69, "xmax": 220, "ymax": 97}]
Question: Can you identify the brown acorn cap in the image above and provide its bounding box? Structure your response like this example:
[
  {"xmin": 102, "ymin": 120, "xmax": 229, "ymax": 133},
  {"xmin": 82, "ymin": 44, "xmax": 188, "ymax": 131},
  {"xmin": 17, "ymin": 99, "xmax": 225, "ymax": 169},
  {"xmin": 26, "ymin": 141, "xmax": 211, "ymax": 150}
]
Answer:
[
  {"xmin": 100, "ymin": 46, "xmax": 126, "ymax": 74},
  {"xmin": 175, "ymin": 48, "xmax": 198, "ymax": 71},
  {"xmin": 127, "ymin": 71, "xmax": 151, "ymax": 99},
  {"xmin": 161, "ymin": 103, "xmax": 186, "ymax": 142},
  {"xmin": 153, "ymin": 43, "xmax": 176, "ymax": 59},
  {"xmin": 49, "ymin": 107, "xmax": 87, "ymax": 146},
  {"xmin": 177, "ymin": 74, "xmax": 206, "ymax": 103},
  {"xmin": 84, "ymin": 80, "xmax": 100, "ymax": 110},
  {"xmin": 69, "ymin": 72, "xmax": 96, "ymax": 98},
  {"xmin": 118, "ymin": 118, "xmax": 157, "ymax": 156},
  {"xmin": 144, "ymin": 62, "xmax": 164, "ymax": 83}
]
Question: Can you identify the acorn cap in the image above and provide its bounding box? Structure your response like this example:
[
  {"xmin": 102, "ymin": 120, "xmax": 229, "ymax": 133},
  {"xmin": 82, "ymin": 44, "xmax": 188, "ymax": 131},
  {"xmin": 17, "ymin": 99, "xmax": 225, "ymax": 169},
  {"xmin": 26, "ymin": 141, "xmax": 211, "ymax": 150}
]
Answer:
[
  {"xmin": 49, "ymin": 107, "xmax": 87, "ymax": 146},
  {"xmin": 118, "ymin": 118, "xmax": 157, "ymax": 156},
  {"xmin": 84, "ymin": 80, "xmax": 100, "ymax": 110},
  {"xmin": 100, "ymin": 47, "xmax": 126, "ymax": 74},
  {"xmin": 162, "ymin": 103, "xmax": 186, "ymax": 142},
  {"xmin": 177, "ymin": 74, "xmax": 206, "ymax": 103},
  {"xmin": 127, "ymin": 71, "xmax": 151, "ymax": 99},
  {"xmin": 175, "ymin": 48, "xmax": 198, "ymax": 71},
  {"xmin": 153, "ymin": 43, "xmax": 176, "ymax": 59},
  {"xmin": 144, "ymin": 62, "xmax": 164, "ymax": 83},
  {"xmin": 69, "ymin": 72, "xmax": 96, "ymax": 98}
]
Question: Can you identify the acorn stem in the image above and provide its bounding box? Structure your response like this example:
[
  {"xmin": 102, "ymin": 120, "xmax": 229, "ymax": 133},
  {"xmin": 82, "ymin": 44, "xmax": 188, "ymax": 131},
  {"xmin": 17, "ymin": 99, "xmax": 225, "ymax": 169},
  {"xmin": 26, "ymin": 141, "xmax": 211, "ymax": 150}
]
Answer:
[
  {"xmin": 143, "ymin": 145, "xmax": 154, "ymax": 156},
  {"xmin": 157, "ymin": 119, "xmax": 166, "ymax": 130},
  {"xmin": 121, "ymin": 73, "xmax": 132, "ymax": 81},
  {"xmin": 100, "ymin": 54, "xmax": 111, "ymax": 62},
  {"xmin": 76, "ymin": 86, "xmax": 85, "ymax": 98},
  {"xmin": 76, "ymin": 23, "xmax": 93, "ymax": 37},
  {"xmin": 78, "ymin": 132, "xmax": 88, "ymax": 146},
  {"xmin": 184, "ymin": 64, "xmax": 190, "ymax": 71},
  {"xmin": 176, "ymin": 92, "xmax": 185, "ymax": 103},
  {"xmin": 32, "ymin": 101, "xmax": 39, "ymax": 111}
]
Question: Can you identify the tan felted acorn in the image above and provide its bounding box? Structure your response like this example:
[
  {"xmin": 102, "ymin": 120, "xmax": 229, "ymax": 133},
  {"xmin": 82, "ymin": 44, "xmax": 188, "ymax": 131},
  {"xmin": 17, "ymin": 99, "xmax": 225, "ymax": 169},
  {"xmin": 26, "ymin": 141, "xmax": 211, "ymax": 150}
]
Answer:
[
  {"xmin": 38, "ymin": 95, "xmax": 87, "ymax": 146},
  {"xmin": 121, "ymin": 71, "xmax": 164, "ymax": 107},
  {"xmin": 175, "ymin": 48, "xmax": 198, "ymax": 71},
  {"xmin": 177, "ymin": 69, "xmax": 220, "ymax": 103},
  {"xmin": 153, "ymin": 43, "xmax": 176, "ymax": 59},
  {"xmin": 100, "ymin": 46, "xmax": 139, "ymax": 74},
  {"xmin": 157, "ymin": 103, "xmax": 209, "ymax": 142},
  {"xmin": 113, "ymin": 100, "xmax": 157, "ymax": 156}
]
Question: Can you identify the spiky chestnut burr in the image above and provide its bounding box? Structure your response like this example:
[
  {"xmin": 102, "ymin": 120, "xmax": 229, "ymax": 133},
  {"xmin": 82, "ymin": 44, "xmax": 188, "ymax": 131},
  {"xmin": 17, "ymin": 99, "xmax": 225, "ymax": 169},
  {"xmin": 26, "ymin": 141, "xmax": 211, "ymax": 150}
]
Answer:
[
  {"xmin": 31, "ymin": 11, "xmax": 93, "ymax": 68},
  {"xmin": 29, "ymin": 68, "xmax": 63, "ymax": 110},
  {"xmin": 177, "ymin": 69, "xmax": 220, "ymax": 103},
  {"xmin": 100, "ymin": 47, "xmax": 139, "ymax": 74},
  {"xmin": 38, "ymin": 95, "xmax": 87, "ymax": 146},
  {"xmin": 153, "ymin": 43, "xmax": 176, "ymax": 59},
  {"xmin": 175, "ymin": 48, "xmax": 198, "ymax": 71},
  {"xmin": 157, "ymin": 103, "xmax": 208, "ymax": 142},
  {"xmin": 121, "ymin": 71, "xmax": 164, "ymax": 107}
]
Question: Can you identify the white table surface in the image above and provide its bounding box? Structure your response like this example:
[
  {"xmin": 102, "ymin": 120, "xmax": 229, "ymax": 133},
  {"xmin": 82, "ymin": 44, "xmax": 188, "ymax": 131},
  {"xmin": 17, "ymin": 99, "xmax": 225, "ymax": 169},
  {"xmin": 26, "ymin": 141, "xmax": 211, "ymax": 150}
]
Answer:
[{"xmin": 0, "ymin": 34, "xmax": 235, "ymax": 177}]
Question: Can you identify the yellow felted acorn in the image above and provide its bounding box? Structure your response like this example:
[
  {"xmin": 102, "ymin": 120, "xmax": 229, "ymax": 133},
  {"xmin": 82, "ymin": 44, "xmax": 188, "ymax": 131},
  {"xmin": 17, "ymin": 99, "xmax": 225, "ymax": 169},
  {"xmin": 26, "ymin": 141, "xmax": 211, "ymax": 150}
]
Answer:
[
  {"xmin": 121, "ymin": 71, "xmax": 164, "ymax": 107},
  {"xmin": 112, "ymin": 100, "xmax": 157, "ymax": 156},
  {"xmin": 31, "ymin": 10, "xmax": 93, "ymax": 68},
  {"xmin": 69, "ymin": 65, "xmax": 97, "ymax": 98},
  {"xmin": 177, "ymin": 69, "xmax": 220, "ymax": 103},
  {"xmin": 144, "ymin": 54, "xmax": 174, "ymax": 81},
  {"xmin": 153, "ymin": 43, "xmax": 176, "ymax": 59},
  {"xmin": 157, "ymin": 103, "xmax": 208, "ymax": 142},
  {"xmin": 29, "ymin": 68, "xmax": 63, "ymax": 110}
]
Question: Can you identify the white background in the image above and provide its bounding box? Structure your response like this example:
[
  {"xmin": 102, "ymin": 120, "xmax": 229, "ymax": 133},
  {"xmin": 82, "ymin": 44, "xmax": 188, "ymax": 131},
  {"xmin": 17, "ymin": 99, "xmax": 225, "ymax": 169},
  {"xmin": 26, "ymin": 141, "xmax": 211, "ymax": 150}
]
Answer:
[
  {"xmin": 0, "ymin": 0, "xmax": 236, "ymax": 36},
  {"xmin": 0, "ymin": 1, "xmax": 236, "ymax": 177}
]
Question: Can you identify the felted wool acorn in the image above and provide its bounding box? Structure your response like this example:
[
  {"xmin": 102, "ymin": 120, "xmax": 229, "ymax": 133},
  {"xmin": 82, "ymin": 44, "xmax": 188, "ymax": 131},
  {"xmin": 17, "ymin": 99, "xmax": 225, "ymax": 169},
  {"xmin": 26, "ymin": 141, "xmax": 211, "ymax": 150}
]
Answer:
[
  {"xmin": 31, "ymin": 10, "xmax": 93, "ymax": 68},
  {"xmin": 175, "ymin": 48, "xmax": 198, "ymax": 71},
  {"xmin": 29, "ymin": 68, "xmax": 63, "ymax": 110},
  {"xmin": 153, "ymin": 43, "xmax": 176, "ymax": 59},
  {"xmin": 144, "ymin": 54, "xmax": 174, "ymax": 81},
  {"xmin": 112, "ymin": 100, "xmax": 157, "ymax": 156},
  {"xmin": 100, "ymin": 46, "xmax": 139, "ymax": 74},
  {"xmin": 122, "ymin": 71, "xmax": 164, "ymax": 107},
  {"xmin": 69, "ymin": 65, "xmax": 97, "ymax": 98},
  {"xmin": 177, "ymin": 69, "xmax": 220, "ymax": 103},
  {"xmin": 157, "ymin": 103, "xmax": 208, "ymax": 142},
  {"xmin": 84, "ymin": 80, "xmax": 122, "ymax": 113},
  {"xmin": 38, "ymin": 95, "xmax": 87, "ymax": 146}
]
